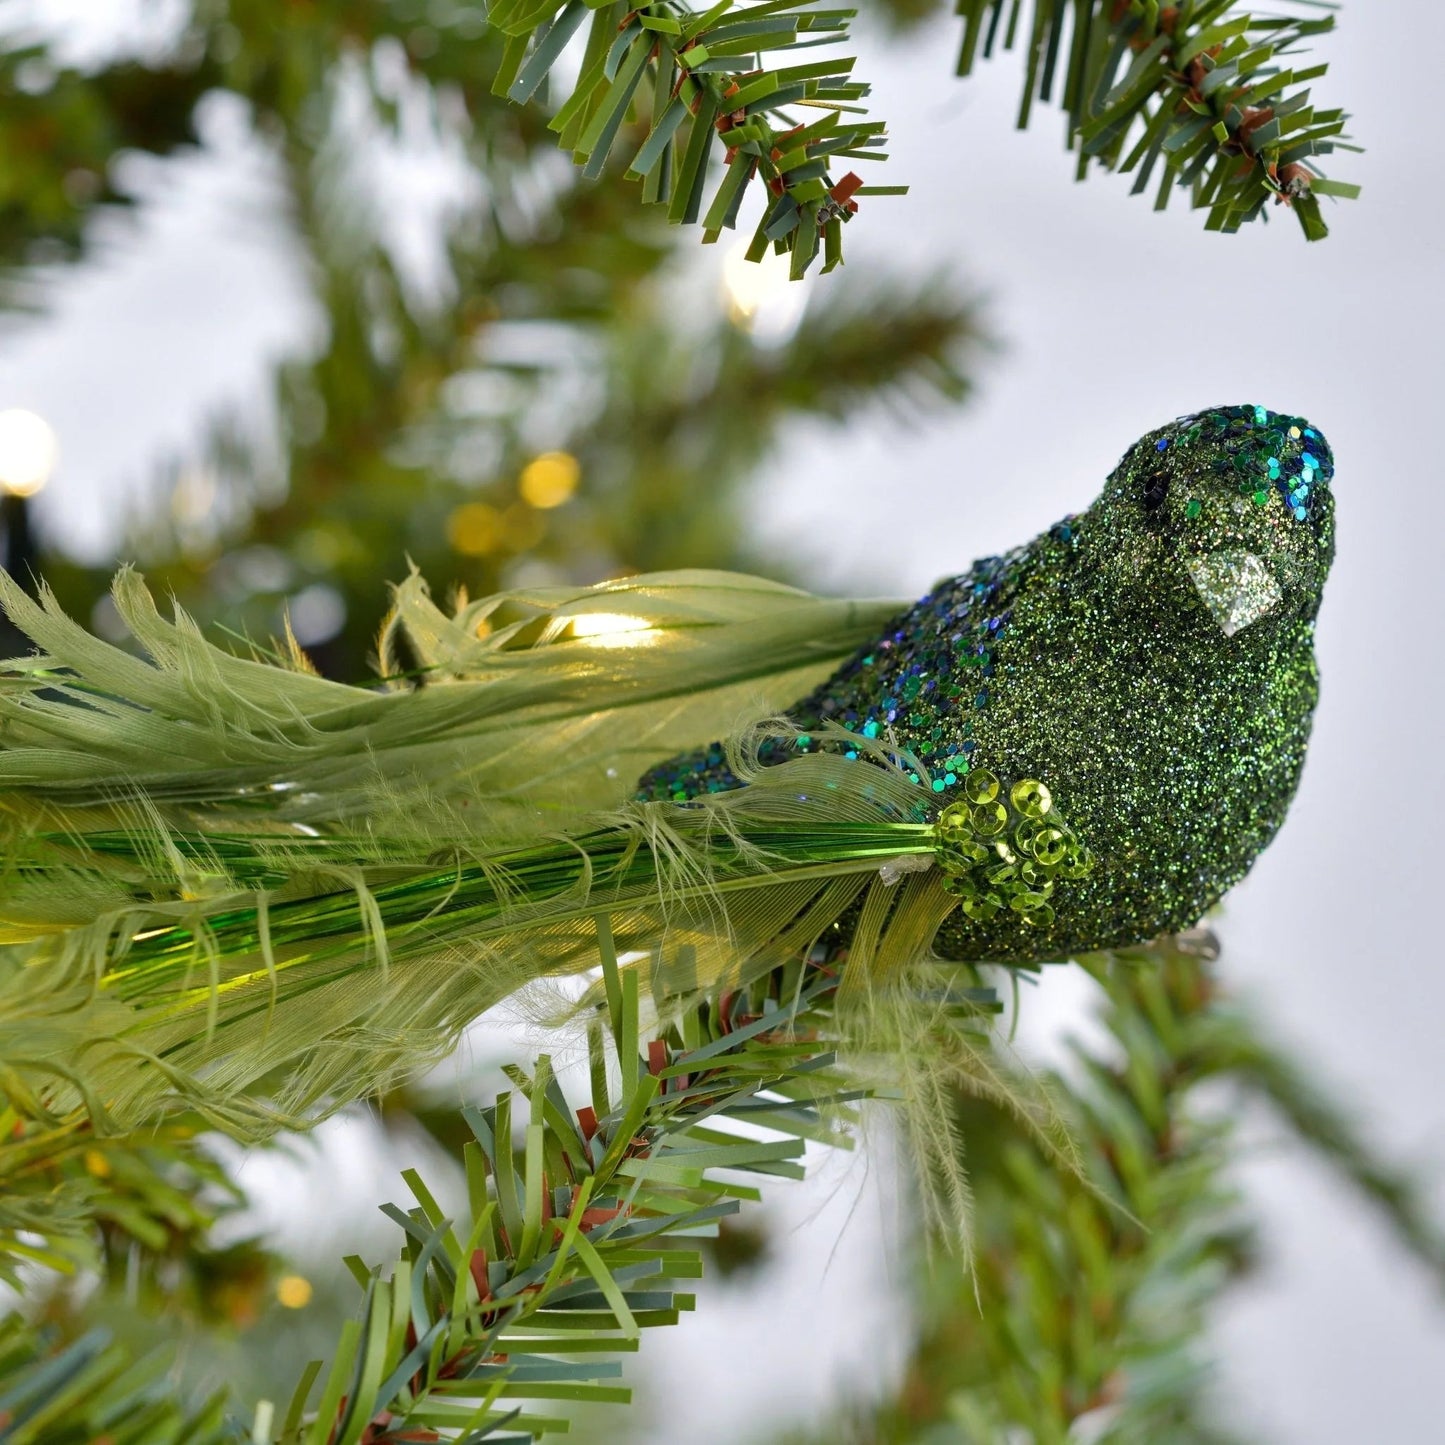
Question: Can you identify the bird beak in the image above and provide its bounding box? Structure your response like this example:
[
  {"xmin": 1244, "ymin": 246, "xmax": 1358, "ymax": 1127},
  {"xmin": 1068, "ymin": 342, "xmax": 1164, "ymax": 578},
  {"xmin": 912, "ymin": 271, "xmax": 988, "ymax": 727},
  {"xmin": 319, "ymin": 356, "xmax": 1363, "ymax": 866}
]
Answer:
[{"xmin": 1185, "ymin": 550, "xmax": 1282, "ymax": 637}]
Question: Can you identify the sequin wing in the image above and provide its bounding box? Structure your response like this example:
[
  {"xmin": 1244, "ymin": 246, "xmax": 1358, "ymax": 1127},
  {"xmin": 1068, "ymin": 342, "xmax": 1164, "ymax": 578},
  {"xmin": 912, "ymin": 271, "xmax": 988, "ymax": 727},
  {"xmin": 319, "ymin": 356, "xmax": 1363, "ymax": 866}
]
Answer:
[{"xmin": 635, "ymin": 548, "xmax": 1033, "ymax": 804}]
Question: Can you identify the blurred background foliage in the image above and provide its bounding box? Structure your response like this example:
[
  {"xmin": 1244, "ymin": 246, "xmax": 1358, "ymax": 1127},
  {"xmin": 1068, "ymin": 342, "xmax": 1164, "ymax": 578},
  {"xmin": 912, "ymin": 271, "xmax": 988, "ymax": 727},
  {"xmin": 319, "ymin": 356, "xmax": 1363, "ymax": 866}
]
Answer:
[
  {"xmin": 0, "ymin": 1, "xmax": 1437, "ymax": 1440},
  {"xmin": 765, "ymin": 941, "xmax": 1445, "ymax": 1445},
  {"xmin": 1, "ymin": 0, "xmax": 978, "ymax": 677},
  {"xmin": 0, "ymin": 0, "xmax": 982, "ymax": 1416}
]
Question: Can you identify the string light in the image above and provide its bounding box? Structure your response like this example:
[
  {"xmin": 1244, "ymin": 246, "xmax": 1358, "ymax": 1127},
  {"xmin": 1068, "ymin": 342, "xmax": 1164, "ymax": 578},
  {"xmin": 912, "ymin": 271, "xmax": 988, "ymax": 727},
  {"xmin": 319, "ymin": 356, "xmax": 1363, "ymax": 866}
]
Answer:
[
  {"xmin": 721, "ymin": 241, "xmax": 807, "ymax": 343},
  {"xmin": 0, "ymin": 409, "xmax": 57, "ymax": 497},
  {"xmin": 519, "ymin": 451, "xmax": 580, "ymax": 509},
  {"xmin": 567, "ymin": 613, "xmax": 656, "ymax": 647},
  {"xmin": 276, "ymin": 1274, "xmax": 313, "ymax": 1309}
]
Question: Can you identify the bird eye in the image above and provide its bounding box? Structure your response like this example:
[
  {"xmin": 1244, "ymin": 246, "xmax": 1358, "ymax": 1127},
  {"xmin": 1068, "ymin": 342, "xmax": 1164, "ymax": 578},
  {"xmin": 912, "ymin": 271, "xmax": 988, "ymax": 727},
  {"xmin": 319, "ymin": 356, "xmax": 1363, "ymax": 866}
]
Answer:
[{"xmin": 1141, "ymin": 472, "xmax": 1170, "ymax": 510}]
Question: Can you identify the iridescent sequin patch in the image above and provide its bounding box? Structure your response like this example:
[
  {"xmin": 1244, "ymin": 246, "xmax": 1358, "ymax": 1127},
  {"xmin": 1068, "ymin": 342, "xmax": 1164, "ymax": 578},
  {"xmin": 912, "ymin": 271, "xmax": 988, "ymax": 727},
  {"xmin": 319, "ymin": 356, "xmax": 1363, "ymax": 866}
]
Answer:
[{"xmin": 637, "ymin": 403, "xmax": 1334, "ymax": 966}]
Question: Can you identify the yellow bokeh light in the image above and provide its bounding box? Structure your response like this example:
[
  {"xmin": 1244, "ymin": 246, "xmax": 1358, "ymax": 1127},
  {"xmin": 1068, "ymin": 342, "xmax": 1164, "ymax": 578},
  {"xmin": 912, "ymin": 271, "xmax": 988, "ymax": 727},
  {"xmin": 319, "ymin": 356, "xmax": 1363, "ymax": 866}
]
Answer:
[
  {"xmin": 519, "ymin": 451, "xmax": 580, "ymax": 509},
  {"xmin": 276, "ymin": 1274, "xmax": 313, "ymax": 1309},
  {"xmin": 568, "ymin": 613, "xmax": 656, "ymax": 647},
  {"xmin": 0, "ymin": 409, "xmax": 58, "ymax": 497},
  {"xmin": 720, "ymin": 241, "xmax": 807, "ymax": 342},
  {"xmin": 500, "ymin": 501, "xmax": 546, "ymax": 552},
  {"xmin": 447, "ymin": 502, "xmax": 504, "ymax": 557},
  {"xmin": 83, "ymin": 1148, "xmax": 111, "ymax": 1179}
]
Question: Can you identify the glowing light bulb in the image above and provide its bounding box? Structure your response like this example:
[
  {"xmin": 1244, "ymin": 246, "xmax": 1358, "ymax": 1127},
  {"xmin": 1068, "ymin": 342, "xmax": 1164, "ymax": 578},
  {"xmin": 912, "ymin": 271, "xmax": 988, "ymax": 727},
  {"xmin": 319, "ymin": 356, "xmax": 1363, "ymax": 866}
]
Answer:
[
  {"xmin": 447, "ymin": 502, "xmax": 503, "ymax": 556},
  {"xmin": 276, "ymin": 1274, "xmax": 314, "ymax": 1309},
  {"xmin": 519, "ymin": 451, "xmax": 580, "ymax": 509},
  {"xmin": 0, "ymin": 409, "xmax": 57, "ymax": 497},
  {"xmin": 721, "ymin": 241, "xmax": 808, "ymax": 343},
  {"xmin": 568, "ymin": 612, "xmax": 655, "ymax": 647}
]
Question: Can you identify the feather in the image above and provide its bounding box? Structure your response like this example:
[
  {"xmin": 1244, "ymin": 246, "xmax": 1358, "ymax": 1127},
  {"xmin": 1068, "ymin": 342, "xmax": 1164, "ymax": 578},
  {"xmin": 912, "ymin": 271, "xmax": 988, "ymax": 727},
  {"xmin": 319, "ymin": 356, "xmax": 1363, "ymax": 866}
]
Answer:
[
  {"xmin": 0, "ymin": 570, "xmax": 1088, "ymax": 1252},
  {"xmin": 0, "ymin": 571, "xmax": 953, "ymax": 1124},
  {"xmin": 4, "ymin": 729, "xmax": 946, "ymax": 1129},
  {"xmin": 0, "ymin": 567, "xmax": 901, "ymax": 831}
]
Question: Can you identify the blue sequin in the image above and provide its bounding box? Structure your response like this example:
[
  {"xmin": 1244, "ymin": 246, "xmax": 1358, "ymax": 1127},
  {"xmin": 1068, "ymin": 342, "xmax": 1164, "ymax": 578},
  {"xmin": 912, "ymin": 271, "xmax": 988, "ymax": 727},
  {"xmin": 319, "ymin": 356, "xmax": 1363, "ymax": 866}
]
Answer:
[
  {"xmin": 861, "ymin": 719, "xmax": 880, "ymax": 739},
  {"xmin": 1156, "ymin": 437, "xmax": 1169, "ymax": 451}
]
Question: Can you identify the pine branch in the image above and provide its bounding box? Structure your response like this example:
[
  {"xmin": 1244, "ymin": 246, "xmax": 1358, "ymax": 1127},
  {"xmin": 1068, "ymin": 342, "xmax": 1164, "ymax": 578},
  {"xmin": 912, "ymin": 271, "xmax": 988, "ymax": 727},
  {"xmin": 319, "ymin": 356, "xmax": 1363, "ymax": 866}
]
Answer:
[
  {"xmin": 0, "ymin": 1319, "xmax": 240, "ymax": 1445},
  {"xmin": 927, "ymin": 934, "xmax": 1253, "ymax": 1438},
  {"xmin": 0, "ymin": 44, "xmax": 215, "ymax": 284},
  {"xmin": 0, "ymin": 1109, "xmax": 238, "ymax": 1286},
  {"xmin": 266, "ymin": 952, "xmax": 869, "ymax": 1443},
  {"xmin": 483, "ymin": 0, "xmax": 901, "ymax": 276},
  {"xmin": 955, "ymin": 1, "xmax": 1359, "ymax": 238},
  {"xmin": 10, "ymin": 931, "xmax": 1439, "ymax": 1443},
  {"xmin": 776, "ymin": 929, "xmax": 1445, "ymax": 1443},
  {"xmin": 1193, "ymin": 1003, "xmax": 1445, "ymax": 1287},
  {"xmin": 0, "ymin": 940, "xmax": 997, "ymax": 1443}
]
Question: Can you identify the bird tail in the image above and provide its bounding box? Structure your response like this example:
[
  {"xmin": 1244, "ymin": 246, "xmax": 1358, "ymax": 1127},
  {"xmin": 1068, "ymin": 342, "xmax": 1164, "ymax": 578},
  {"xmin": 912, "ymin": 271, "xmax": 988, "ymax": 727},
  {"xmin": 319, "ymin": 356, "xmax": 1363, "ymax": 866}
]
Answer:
[{"xmin": 0, "ymin": 569, "xmax": 1077, "ymax": 1228}]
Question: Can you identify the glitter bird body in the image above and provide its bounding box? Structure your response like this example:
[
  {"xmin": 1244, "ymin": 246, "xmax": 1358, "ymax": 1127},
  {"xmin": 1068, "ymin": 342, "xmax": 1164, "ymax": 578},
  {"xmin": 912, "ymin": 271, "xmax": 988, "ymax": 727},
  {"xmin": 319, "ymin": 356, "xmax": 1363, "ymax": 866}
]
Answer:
[
  {"xmin": 639, "ymin": 403, "xmax": 1336, "ymax": 963},
  {"xmin": 0, "ymin": 404, "xmax": 1334, "ymax": 1134}
]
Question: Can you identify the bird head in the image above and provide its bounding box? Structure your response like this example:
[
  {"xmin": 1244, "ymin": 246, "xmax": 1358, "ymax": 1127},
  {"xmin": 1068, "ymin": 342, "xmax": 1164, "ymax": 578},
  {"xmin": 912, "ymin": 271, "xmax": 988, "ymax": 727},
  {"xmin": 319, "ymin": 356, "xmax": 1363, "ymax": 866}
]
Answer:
[{"xmin": 1098, "ymin": 403, "xmax": 1335, "ymax": 637}]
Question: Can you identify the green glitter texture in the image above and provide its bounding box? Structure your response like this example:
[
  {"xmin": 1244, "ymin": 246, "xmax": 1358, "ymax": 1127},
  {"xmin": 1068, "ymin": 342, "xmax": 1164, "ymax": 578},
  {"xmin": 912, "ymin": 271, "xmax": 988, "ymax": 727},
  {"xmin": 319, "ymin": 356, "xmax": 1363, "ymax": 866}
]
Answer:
[{"xmin": 638, "ymin": 403, "xmax": 1336, "ymax": 963}]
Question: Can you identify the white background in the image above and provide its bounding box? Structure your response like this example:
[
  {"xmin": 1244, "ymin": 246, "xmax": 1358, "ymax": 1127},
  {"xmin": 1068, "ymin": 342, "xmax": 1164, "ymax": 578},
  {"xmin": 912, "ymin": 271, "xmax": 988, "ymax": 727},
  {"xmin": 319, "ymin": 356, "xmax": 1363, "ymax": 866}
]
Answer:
[{"xmin": 1, "ymin": 2, "xmax": 1442, "ymax": 1440}]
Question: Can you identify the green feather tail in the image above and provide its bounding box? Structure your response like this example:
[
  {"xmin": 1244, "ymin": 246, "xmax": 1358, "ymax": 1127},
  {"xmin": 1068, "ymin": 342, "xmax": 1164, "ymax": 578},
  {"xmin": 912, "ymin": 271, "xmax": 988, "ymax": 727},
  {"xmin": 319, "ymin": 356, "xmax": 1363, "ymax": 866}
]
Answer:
[
  {"xmin": 0, "ymin": 566, "xmax": 900, "ymax": 830},
  {"xmin": 0, "ymin": 570, "xmax": 1079, "ymax": 1237},
  {"xmin": 4, "ymin": 729, "xmax": 953, "ymax": 1132},
  {"xmin": 0, "ymin": 570, "xmax": 922, "ymax": 1123}
]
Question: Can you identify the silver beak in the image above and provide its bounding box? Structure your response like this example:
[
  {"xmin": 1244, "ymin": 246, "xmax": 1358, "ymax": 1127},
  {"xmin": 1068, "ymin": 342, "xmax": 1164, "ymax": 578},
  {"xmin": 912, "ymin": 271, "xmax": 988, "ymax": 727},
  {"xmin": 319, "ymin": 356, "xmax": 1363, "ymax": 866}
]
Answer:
[{"xmin": 1186, "ymin": 550, "xmax": 1283, "ymax": 637}]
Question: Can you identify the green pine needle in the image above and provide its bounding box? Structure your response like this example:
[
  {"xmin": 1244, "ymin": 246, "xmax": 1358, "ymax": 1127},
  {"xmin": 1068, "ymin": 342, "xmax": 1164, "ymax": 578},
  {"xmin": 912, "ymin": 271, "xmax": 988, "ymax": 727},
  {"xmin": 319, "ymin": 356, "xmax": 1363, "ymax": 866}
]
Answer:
[
  {"xmin": 955, "ymin": 0, "xmax": 1356, "ymax": 238},
  {"xmin": 483, "ymin": 0, "xmax": 899, "ymax": 275}
]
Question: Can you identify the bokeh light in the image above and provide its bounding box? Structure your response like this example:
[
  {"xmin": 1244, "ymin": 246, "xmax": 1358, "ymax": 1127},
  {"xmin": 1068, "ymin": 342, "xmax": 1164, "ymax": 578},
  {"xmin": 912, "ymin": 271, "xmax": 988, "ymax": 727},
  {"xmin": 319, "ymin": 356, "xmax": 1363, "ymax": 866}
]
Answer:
[
  {"xmin": 0, "ymin": 408, "xmax": 58, "ymax": 497},
  {"xmin": 286, "ymin": 583, "xmax": 346, "ymax": 646},
  {"xmin": 275, "ymin": 1274, "xmax": 313, "ymax": 1309},
  {"xmin": 519, "ymin": 451, "xmax": 580, "ymax": 509},
  {"xmin": 500, "ymin": 501, "xmax": 546, "ymax": 551},
  {"xmin": 721, "ymin": 241, "xmax": 808, "ymax": 344},
  {"xmin": 447, "ymin": 501, "xmax": 504, "ymax": 556}
]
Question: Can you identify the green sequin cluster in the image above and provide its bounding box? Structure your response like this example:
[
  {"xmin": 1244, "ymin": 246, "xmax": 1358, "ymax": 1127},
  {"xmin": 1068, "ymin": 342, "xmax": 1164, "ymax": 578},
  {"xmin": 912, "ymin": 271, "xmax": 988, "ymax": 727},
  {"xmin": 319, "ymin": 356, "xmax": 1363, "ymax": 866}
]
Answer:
[
  {"xmin": 1220, "ymin": 403, "xmax": 1328, "ymax": 519},
  {"xmin": 639, "ymin": 403, "xmax": 1335, "ymax": 965},
  {"xmin": 934, "ymin": 770, "xmax": 1094, "ymax": 929}
]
